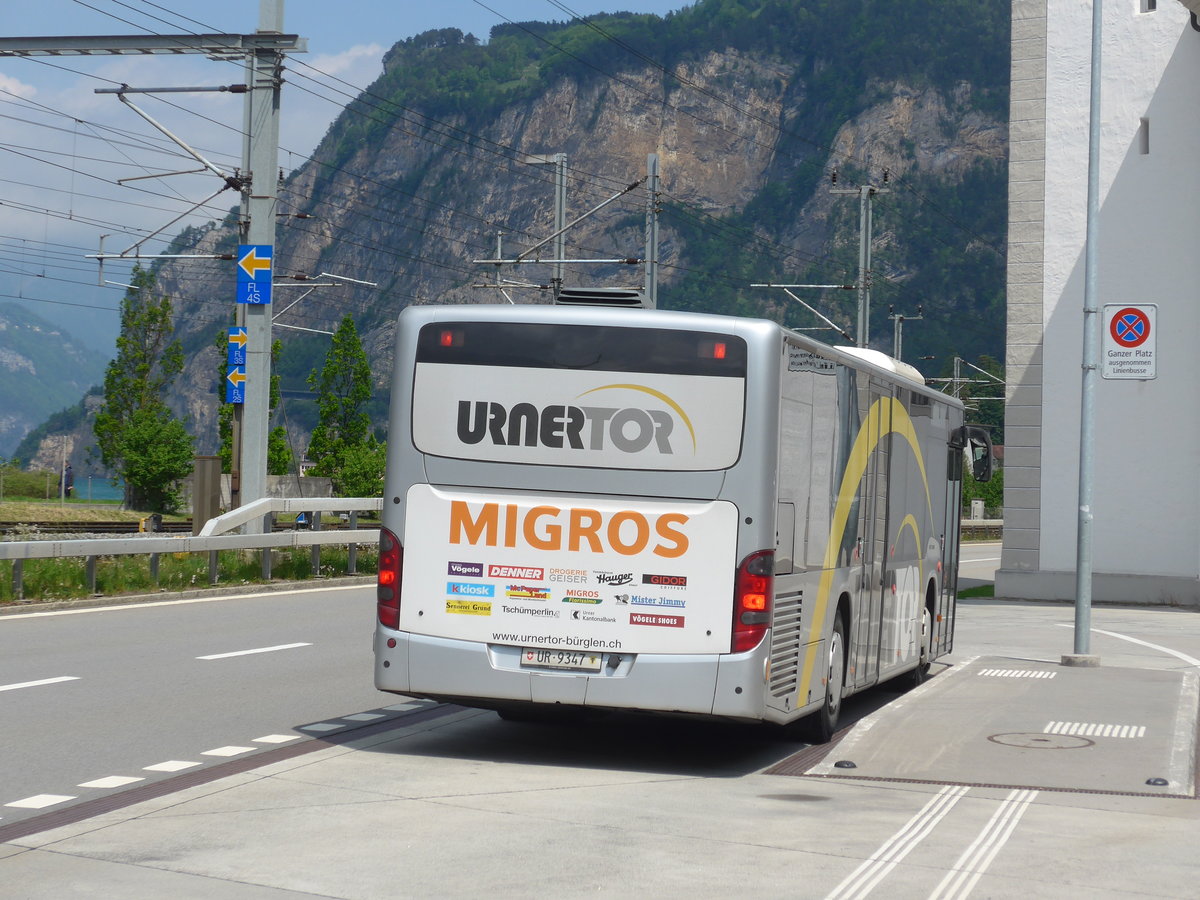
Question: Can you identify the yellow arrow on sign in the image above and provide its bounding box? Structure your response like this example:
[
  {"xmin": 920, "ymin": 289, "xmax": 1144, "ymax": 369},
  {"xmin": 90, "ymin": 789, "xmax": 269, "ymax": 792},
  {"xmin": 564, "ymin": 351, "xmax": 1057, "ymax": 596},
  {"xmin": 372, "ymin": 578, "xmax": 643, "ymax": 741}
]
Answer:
[
  {"xmin": 226, "ymin": 368, "xmax": 246, "ymax": 388},
  {"xmin": 228, "ymin": 329, "xmax": 248, "ymax": 348},
  {"xmin": 238, "ymin": 247, "xmax": 272, "ymax": 279}
]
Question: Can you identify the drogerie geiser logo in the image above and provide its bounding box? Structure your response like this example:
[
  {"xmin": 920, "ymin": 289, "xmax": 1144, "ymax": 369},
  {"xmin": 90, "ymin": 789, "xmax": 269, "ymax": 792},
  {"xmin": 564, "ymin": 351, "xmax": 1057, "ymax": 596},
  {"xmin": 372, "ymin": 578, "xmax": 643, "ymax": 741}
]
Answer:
[{"xmin": 455, "ymin": 384, "xmax": 697, "ymax": 455}]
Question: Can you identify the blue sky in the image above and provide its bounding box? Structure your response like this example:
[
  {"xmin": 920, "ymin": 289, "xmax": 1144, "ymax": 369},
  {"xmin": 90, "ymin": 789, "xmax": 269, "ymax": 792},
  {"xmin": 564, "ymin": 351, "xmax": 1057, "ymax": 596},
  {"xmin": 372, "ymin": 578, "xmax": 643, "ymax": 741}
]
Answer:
[{"xmin": 0, "ymin": 1, "xmax": 692, "ymax": 350}]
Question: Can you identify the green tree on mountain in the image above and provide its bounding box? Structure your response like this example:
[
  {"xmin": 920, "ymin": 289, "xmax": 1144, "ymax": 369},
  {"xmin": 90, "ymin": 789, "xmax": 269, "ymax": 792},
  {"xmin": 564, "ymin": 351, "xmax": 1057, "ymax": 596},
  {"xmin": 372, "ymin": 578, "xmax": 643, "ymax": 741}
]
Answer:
[
  {"xmin": 306, "ymin": 315, "xmax": 385, "ymax": 496},
  {"xmin": 93, "ymin": 266, "xmax": 193, "ymax": 512}
]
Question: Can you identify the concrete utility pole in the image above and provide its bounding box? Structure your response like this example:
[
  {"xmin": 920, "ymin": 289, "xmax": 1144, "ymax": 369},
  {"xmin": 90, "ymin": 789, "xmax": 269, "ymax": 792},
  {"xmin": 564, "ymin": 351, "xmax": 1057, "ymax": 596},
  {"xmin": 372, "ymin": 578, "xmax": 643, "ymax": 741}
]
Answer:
[
  {"xmin": 524, "ymin": 153, "xmax": 567, "ymax": 293},
  {"xmin": 644, "ymin": 153, "xmax": 660, "ymax": 309},
  {"xmin": 832, "ymin": 173, "xmax": 889, "ymax": 347},
  {"xmin": 888, "ymin": 304, "xmax": 922, "ymax": 361},
  {"xmin": 234, "ymin": 0, "xmax": 288, "ymax": 527}
]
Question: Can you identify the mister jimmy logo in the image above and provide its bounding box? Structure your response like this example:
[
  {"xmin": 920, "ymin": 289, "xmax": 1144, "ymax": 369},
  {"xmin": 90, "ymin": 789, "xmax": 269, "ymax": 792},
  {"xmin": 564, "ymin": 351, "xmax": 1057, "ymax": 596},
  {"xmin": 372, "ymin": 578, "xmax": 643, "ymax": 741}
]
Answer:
[{"xmin": 455, "ymin": 385, "xmax": 697, "ymax": 455}]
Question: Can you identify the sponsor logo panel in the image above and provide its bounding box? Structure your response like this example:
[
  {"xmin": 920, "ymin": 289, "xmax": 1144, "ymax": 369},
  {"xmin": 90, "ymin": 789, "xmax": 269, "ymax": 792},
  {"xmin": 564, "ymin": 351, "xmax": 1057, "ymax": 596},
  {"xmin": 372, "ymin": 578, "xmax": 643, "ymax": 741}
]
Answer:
[
  {"xmin": 570, "ymin": 609, "xmax": 617, "ymax": 623},
  {"xmin": 505, "ymin": 584, "xmax": 551, "ymax": 601},
  {"xmin": 488, "ymin": 564, "xmax": 544, "ymax": 580},
  {"xmin": 501, "ymin": 604, "xmax": 559, "ymax": 618},
  {"xmin": 643, "ymin": 573, "xmax": 687, "ymax": 588},
  {"xmin": 595, "ymin": 571, "xmax": 635, "ymax": 586},
  {"xmin": 447, "ymin": 582, "xmax": 495, "ymax": 597},
  {"xmin": 629, "ymin": 594, "xmax": 686, "ymax": 608},
  {"xmin": 629, "ymin": 612, "xmax": 685, "ymax": 628},
  {"xmin": 447, "ymin": 599, "xmax": 492, "ymax": 616},
  {"xmin": 563, "ymin": 593, "xmax": 603, "ymax": 605},
  {"xmin": 548, "ymin": 567, "xmax": 588, "ymax": 583},
  {"xmin": 447, "ymin": 561, "xmax": 483, "ymax": 577}
]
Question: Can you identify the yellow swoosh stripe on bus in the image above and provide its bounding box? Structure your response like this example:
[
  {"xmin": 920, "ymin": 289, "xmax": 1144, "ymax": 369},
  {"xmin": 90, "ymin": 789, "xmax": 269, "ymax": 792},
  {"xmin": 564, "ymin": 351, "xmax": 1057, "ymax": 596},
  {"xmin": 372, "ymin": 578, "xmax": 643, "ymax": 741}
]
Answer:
[
  {"xmin": 895, "ymin": 513, "xmax": 924, "ymax": 589},
  {"xmin": 796, "ymin": 397, "xmax": 933, "ymax": 704},
  {"xmin": 577, "ymin": 383, "xmax": 698, "ymax": 452}
]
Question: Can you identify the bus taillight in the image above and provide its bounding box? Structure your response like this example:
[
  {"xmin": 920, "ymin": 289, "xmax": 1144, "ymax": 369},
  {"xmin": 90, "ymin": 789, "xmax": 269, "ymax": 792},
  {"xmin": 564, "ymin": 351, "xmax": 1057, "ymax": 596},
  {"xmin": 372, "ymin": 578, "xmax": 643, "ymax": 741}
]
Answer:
[
  {"xmin": 377, "ymin": 526, "xmax": 404, "ymax": 629},
  {"xmin": 732, "ymin": 550, "xmax": 774, "ymax": 652}
]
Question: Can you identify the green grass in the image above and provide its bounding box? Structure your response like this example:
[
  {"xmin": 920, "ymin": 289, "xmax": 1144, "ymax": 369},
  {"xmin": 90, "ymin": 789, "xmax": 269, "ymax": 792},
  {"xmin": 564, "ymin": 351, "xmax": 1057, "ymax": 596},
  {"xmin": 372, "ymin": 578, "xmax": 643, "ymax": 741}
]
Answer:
[
  {"xmin": 1, "ymin": 546, "xmax": 377, "ymax": 603},
  {"xmin": 958, "ymin": 584, "xmax": 995, "ymax": 599}
]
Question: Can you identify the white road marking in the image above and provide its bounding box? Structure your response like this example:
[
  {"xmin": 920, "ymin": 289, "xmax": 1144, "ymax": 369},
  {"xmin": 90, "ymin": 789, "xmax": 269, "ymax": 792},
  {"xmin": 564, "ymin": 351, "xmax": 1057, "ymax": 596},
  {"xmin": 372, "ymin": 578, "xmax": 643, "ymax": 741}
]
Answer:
[
  {"xmin": 299, "ymin": 723, "xmax": 342, "ymax": 733},
  {"xmin": 202, "ymin": 746, "xmax": 256, "ymax": 757},
  {"xmin": 824, "ymin": 786, "xmax": 971, "ymax": 900},
  {"xmin": 343, "ymin": 712, "xmax": 385, "ymax": 721},
  {"xmin": 1054, "ymin": 624, "xmax": 1200, "ymax": 667},
  {"xmin": 5, "ymin": 794, "xmax": 76, "ymax": 809},
  {"xmin": 253, "ymin": 734, "xmax": 301, "ymax": 744},
  {"xmin": 143, "ymin": 760, "xmax": 201, "ymax": 772},
  {"xmin": 383, "ymin": 701, "xmax": 428, "ymax": 711},
  {"xmin": 197, "ymin": 642, "xmax": 311, "ymax": 660},
  {"xmin": 978, "ymin": 669, "xmax": 1056, "ymax": 679},
  {"xmin": 0, "ymin": 583, "xmax": 370, "ymax": 620},
  {"xmin": 0, "ymin": 675, "xmax": 80, "ymax": 693},
  {"xmin": 1045, "ymin": 722, "xmax": 1145, "ymax": 738},
  {"xmin": 78, "ymin": 775, "xmax": 144, "ymax": 789},
  {"xmin": 929, "ymin": 789, "xmax": 1039, "ymax": 900}
]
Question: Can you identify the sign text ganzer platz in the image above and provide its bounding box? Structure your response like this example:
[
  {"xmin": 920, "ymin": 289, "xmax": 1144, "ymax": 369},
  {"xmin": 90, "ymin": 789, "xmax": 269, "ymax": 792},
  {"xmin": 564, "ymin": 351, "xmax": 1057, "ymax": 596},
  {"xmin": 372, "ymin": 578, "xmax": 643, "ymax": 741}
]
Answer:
[{"xmin": 1102, "ymin": 304, "xmax": 1156, "ymax": 380}]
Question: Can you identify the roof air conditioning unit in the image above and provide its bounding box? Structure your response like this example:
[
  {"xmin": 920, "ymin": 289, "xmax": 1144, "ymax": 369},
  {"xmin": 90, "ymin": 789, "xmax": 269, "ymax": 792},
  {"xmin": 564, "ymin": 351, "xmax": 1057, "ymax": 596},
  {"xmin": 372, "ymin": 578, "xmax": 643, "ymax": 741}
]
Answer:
[{"xmin": 554, "ymin": 287, "xmax": 646, "ymax": 308}]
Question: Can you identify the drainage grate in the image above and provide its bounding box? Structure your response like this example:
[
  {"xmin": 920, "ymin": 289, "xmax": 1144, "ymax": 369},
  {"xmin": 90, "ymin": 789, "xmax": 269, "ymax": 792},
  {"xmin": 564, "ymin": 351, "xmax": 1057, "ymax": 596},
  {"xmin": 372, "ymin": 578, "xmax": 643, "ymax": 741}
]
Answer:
[
  {"xmin": 978, "ymin": 668, "xmax": 1057, "ymax": 679},
  {"xmin": 1045, "ymin": 722, "xmax": 1146, "ymax": 738}
]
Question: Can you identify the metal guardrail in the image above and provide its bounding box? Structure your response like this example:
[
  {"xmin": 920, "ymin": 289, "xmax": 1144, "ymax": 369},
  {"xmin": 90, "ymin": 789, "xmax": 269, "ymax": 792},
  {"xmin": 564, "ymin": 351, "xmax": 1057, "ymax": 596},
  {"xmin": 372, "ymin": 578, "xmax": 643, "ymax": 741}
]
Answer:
[{"xmin": 1, "ymin": 498, "xmax": 383, "ymax": 600}]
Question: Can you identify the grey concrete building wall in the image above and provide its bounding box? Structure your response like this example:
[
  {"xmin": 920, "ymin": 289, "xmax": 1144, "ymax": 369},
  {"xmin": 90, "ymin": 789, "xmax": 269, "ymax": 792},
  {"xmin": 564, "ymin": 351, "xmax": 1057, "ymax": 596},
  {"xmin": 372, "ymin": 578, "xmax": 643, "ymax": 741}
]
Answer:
[{"xmin": 1001, "ymin": 0, "xmax": 1047, "ymax": 578}]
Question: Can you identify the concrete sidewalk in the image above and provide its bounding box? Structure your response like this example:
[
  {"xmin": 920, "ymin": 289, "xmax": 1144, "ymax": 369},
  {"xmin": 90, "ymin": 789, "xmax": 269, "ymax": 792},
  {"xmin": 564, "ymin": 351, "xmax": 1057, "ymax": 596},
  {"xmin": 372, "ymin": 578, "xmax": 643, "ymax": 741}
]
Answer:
[{"xmin": 2, "ymin": 641, "xmax": 1197, "ymax": 897}]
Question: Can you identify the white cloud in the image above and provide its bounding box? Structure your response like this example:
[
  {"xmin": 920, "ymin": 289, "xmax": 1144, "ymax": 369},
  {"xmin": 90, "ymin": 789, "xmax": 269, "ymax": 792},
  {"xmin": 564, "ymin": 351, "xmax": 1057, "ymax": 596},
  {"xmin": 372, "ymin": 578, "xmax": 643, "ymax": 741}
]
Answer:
[
  {"xmin": 0, "ymin": 72, "xmax": 37, "ymax": 99},
  {"xmin": 309, "ymin": 43, "xmax": 384, "ymax": 82}
]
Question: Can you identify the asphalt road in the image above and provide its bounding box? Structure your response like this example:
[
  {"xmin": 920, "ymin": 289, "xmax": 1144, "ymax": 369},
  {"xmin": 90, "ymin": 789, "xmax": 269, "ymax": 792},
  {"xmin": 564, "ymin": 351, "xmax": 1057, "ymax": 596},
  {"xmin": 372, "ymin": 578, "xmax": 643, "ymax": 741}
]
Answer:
[
  {"xmin": 0, "ymin": 584, "xmax": 389, "ymax": 826},
  {"xmin": 4, "ymin": 547, "xmax": 1200, "ymax": 897}
]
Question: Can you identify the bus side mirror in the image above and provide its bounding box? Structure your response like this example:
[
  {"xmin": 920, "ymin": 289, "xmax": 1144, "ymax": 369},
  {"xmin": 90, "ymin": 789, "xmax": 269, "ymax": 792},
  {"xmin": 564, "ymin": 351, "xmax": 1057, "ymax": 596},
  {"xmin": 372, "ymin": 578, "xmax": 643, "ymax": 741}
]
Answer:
[{"xmin": 964, "ymin": 426, "xmax": 993, "ymax": 483}]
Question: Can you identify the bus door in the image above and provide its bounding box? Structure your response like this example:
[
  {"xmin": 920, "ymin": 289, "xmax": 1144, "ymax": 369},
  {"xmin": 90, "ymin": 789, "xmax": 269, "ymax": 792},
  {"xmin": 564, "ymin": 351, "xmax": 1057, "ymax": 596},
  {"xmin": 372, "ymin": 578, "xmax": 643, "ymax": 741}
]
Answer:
[
  {"xmin": 852, "ymin": 379, "xmax": 892, "ymax": 689},
  {"xmin": 940, "ymin": 430, "xmax": 966, "ymax": 655}
]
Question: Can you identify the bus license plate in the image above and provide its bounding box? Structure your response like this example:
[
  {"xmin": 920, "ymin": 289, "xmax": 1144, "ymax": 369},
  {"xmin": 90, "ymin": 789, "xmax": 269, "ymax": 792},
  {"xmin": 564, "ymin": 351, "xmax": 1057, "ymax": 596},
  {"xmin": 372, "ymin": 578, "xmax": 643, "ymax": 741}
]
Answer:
[{"xmin": 520, "ymin": 648, "xmax": 602, "ymax": 672}]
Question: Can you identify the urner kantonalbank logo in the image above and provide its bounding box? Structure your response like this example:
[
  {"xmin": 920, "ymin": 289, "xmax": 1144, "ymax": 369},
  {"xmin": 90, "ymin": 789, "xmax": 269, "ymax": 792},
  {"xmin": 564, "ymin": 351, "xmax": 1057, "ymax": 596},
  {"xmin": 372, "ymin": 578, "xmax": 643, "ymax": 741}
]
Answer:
[{"xmin": 455, "ymin": 385, "xmax": 698, "ymax": 455}]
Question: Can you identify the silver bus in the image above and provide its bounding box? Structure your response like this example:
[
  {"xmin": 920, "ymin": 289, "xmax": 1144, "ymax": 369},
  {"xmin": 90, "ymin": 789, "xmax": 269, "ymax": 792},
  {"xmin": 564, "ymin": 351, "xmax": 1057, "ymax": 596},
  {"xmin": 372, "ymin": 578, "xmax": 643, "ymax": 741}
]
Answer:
[{"xmin": 374, "ymin": 303, "xmax": 991, "ymax": 740}]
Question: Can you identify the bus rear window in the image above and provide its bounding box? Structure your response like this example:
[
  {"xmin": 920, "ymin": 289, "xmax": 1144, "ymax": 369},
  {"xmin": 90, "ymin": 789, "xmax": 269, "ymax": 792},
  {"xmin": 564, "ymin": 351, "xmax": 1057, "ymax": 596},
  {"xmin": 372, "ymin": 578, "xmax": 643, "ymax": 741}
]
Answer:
[
  {"xmin": 416, "ymin": 322, "xmax": 747, "ymax": 378},
  {"xmin": 411, "ymin": 322, "xmax": 747, "ymax": 471}
]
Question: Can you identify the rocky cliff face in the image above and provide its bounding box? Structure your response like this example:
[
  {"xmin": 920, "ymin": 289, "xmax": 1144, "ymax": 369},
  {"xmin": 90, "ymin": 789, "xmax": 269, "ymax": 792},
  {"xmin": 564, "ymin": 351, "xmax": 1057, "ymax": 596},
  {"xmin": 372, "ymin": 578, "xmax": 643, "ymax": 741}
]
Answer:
[{"xmin": 148, "ymin": 47, "xmax": 1006, "ymax": 457}]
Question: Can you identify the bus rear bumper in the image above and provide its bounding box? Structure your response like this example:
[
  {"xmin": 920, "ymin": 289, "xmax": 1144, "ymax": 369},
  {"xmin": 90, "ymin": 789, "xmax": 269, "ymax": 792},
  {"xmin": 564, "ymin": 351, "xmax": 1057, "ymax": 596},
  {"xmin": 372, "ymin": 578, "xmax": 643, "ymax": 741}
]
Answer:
[{"xmin": 374, "ymin": 628, "xmax": 768, "ymax": 720}]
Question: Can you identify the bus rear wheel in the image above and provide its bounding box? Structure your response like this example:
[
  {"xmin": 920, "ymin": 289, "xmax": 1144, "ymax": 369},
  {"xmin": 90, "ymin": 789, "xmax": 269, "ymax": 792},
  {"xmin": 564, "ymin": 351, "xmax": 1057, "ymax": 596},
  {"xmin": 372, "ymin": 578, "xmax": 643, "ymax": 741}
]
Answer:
[
  {"xmin": 905, "ymin": 603, "xmax": 933, "ymax": 689},
  {"xmin": 805, "ymin": 613, "xmax": 846, "ymax": 744}
]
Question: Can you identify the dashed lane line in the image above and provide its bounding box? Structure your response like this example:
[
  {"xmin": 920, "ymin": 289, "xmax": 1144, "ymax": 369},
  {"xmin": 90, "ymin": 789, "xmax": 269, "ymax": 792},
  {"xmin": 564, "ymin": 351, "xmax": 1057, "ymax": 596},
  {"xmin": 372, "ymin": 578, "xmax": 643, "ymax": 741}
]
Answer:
[
  {"xmin": 0, "ymin": 701, "xmax": 456, "ymax": 841},
  {"xmin": 143, "ymin": 760, "xmax": 202, "ymax": 773},
  {"xmin": 196, "ymin": 642, "xmax": 312, "ymax": 660},
  {"xmin": 78, "ymin": 776, "xmax": 144, "ymax": 789},
  {"xmin": 0, "ymin": 675, "xmax": 80, "ymax": 693},
  {"xmin": 0, "ymin": 701, "xmax": 440, "ymax": 825},
  {"xmin": 5, "ymin": 794, "xmax": 76, "ymax": 810}
]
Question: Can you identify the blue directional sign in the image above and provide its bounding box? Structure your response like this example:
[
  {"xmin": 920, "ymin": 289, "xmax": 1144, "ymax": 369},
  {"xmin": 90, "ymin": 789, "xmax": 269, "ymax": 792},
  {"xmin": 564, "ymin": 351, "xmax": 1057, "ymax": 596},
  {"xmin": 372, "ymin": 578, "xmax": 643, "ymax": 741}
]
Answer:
[
  {"xmin": 237, "ymin": 244, "xmax": 272, "ymax": 305},
  {"xmin": 227, "ymin": 327, "xmax": 248, "ymax": 366},
  {"xmin": 226, "ymin": 365, "xmax": 246, "ymax": 404}
]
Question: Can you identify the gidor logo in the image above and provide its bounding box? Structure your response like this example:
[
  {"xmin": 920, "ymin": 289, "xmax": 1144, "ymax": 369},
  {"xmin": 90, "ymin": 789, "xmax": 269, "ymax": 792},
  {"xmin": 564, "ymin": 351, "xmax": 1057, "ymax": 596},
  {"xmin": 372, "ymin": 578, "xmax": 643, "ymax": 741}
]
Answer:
[{"xmin": 455, "ymin": 385, "xmax": 696, "ymax": 455}]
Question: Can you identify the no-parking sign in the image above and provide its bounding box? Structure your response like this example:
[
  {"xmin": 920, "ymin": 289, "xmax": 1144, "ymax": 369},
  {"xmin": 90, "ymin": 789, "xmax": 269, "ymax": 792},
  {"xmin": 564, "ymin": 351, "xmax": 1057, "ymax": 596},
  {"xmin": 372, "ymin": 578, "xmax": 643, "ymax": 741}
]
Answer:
[{"xmin": 1102, "ymin": 304, "xmax": 1156, "ymax": 380}]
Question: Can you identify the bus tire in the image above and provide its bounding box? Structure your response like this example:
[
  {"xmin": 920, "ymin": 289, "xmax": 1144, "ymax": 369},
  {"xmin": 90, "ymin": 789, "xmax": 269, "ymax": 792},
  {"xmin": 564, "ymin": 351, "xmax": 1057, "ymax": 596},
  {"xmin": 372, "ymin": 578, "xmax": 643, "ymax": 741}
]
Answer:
[
  {"xmin": 905, "ymin": 601, "xmax": 934, "ymax": 689},
  {"xmin": 805, "ymin": 612, "xmax": 846, "ymax": 744}
]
